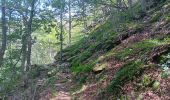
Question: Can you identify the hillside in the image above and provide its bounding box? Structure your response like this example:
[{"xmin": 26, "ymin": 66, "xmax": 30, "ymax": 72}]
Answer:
[
  {"xmin": 3, "ymin": 0, "xmax": 170, "ymax": 100},
  {"xmin": 54, "ymin": 1, "xmax": 170, "ymax": 99}
]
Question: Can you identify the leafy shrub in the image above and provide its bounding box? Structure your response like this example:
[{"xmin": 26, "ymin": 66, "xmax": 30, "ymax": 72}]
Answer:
[{"xmin": 0, "ymin": 64, "xmax": 22, "ymax": 97}]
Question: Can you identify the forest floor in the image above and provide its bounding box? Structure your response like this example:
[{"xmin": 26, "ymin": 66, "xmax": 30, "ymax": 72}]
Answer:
[{"xmin": 42, "ymin": 72, "xmax": 72, "ymax": 100}]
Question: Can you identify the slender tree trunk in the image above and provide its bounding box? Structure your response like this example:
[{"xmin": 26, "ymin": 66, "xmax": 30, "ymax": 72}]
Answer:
[
  {"xmin": 60, "ymin": 5, "xmax": 63, "ymax": 62},
  {"xmin": 68, "ymin": 0, "xmax": 72, "ymax": 45},
  {"xmin": 21, "ymin": 12, "xmax": 28, "ymax": 71},
  {"xmin": 27, "ymin": 0, "xmax": 36, "ymax": 69},
  {"xmin": 117, "ymin": 0, "xmax": 124, "ymax": 22},
  {"xmin": 82, "ymin": 0, "xmax": 87, "ymax": 30},
  {"xmin": 21, "ymin": 32, "xmax": 27, "ymax": 71},
  {"xmin": 0, "ymin": 0, "xmax": 7, "ymax": 67},
  {"xmin": 8, "ymin": 11, "xmax": 13, "ymax": 65},
  {"xmin": 8, "ymin": 10, "xmax": 17, "ymax": 76},
  {"xmin": 128, "ymin": 0, "xmax": 134, "ymax": 17},
  {"xmin": 140, "ymin": 0, "xmax": 146, "ymax": 12}
]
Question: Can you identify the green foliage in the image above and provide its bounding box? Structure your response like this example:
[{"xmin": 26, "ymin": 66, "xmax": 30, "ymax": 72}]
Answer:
[
  {"xmin": 113, "ymin": 39, "xmax": 168, "ymax": 60},
  {"xmin": 164, "ymin": 13, "xmax": 170, "ymax": 23},
  {"xmin": 47, "ymin": 68, "xmax": 59, "ymax": 77},
  {"xmin": 115, "ymin": 48, "xmax": 133, "ymax": 60},
  {"xmin": 51, "ymin": 0, "xmax": 66, "ymax": 9},
  {"xmin": 108, "ymin": 60, "xmax": 144, "ymax": 93},
  {"xmin": 8, "ymin": 30, "xmax": 22, "ymax": 41},
  {"xmin": 150, "ymin": 11, "xmax": 162, "ymax": 23},
  {"xmin": 59, "ymin": 21, "xmax": 116, "ymax": 64},
  {"xmin": 45, "ymin": 76, "xmax": 59, "ymax": 87},
  {"xmin": 72, "ymin": 49, "xmax": 92, "ymax": 64},
  {"xmin": 161, "ymin": 71, "xmax": 170, "ymax": 78},
  {"xmin": 1, "ymin": 0, "xmax": 169, "ymax": 99},
  {"xmin": 71, "ymin": 63, "xmax": 93, "ymax": 74},
  {"xmin": 157, "ymin": 54, "xmax": 169, "ymax": 64},
  {"xmin": 134, "ymin": 23, "xmax": 145, "ymax": 32},
  {"xmin": 27, "ymin": 65, "xmax": 48, "ymax": 79},
  {"xmin": 76, "ymin": 75, "xmax": 87, "ymax": 84},
  {"xmin": 32, "ymin": 30, "xmax": 59, "ymax": 64},
  {"xmin": 0, "ymin": 64, "xmax": 22, "ymax": 97},
  {"xmin": 28, "ymin": 67, "xmax": 41, "ymax": 79},
  {"xmin": 142, "ymin": 74, "xmax": 152, "ymax": 86},
  {"xmin": 159, "ymin": 52, "xmax": 170, "ymax": 78},
  {"xmin": 126, "ymin": 22, "xmax": 144, "ymax": 33}
]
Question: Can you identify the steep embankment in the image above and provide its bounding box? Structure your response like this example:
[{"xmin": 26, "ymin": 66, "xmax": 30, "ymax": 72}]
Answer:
[
  {"xmin": 47, "ymin": 3, "xmax": 170, "ymax": 100},
  {"xmin": 53, "ymin": 1, "xmax": 170, "ymax": 99},
  {"xmin": 7, "ymin": 1, "xmax": 170, "ymax": 100}
]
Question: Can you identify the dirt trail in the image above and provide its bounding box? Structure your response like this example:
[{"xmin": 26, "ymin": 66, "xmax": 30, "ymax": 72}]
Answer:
[
  {"xmin": 37, "ymin": 69, "xmax": 73, "ymax": 100},
  {"xmin": 52, "ymin": 73, "xmax": 72, "ymax": 100},
  {"xmin": 51, "ymin": 91, "xmax": 71, "ymax": 100}
]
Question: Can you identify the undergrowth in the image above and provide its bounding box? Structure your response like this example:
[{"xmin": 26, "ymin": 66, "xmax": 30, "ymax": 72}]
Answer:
[
  {"xmin": 104, "ymin": 39, "xmax": 169, "ymax": 61},
  {"xmin": 107, "ymin": 60, "xmax": 145, "ymax": 95},
  {"xmin": 71, "ymin": 63, "xmax": 94, "ymax": 74}
]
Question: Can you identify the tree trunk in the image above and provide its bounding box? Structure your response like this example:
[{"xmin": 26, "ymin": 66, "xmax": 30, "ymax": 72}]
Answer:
[
  {"xmin": 68, "ymin": 0, "xmax": 72, "ymax": 45},
  {"xmin": 8, "ymin": 11, "xmax": 13, "ymax": 65},
  {"xmin": 82, "ymin": 0, "xmax": 87, "ymax": 30},
  {"xmin": 21, "ymin": 12, "xmax": 28, "ymax": 71},
  {"xmin": 27, "ymin": 0, "xmax": 36, "ymax": 69},
  {"xmin": 128, "ymin": 0, "xmax": 134, "ymax": 17},
  {"xmin": 21, "ymin": 33, "xmax": 27, "ymax": 71},
  {"xmin": 8, "ymin": 10, "xmax": 17, "ymax": 75},
  {"xmin": 140, "ymin": 0, "xmax": 146, "ymax": 12},
  {"xmin": 0, "ymin": 0, "xmax": 7, "ymax": 67},
  {"xmin": 60, "ymin": 5, "xmax": 63, "ymax": 62}
]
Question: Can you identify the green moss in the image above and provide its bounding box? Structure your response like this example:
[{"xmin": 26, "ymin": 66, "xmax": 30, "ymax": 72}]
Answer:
[
  {"xmin": 103, "ymin": 39, "xmax": 169, "ymax": 95},
  {"xmin": 71, "ymin": 63, "xmax": 94, "ymax": 74},
  {"xmin": 134, "ymin": 24, "xmax": 145, "ymax": 32},
  {"xmin": 157, "ymin": 55, "xmax": 169, "ymax": 64},
  {"xmin": 145, "ymin": 38, "xmax": 170, "ymax": 64},
  {"xmin": 56, "ymin": 20, "xmax": 117, "ymax": 63},
  {"xmin": 125, "ymin": 22, "xmax": 145, "ymax": 35},
  {"xmin": 132, "ymin": 39, "xmax": 163, "ymax": 53},
  {"xmin": 142, "ymin": 74, "xmax": 152, "ymax": 86},
  {"xmin": 45, "ymin": 76, "xmax": 59, "ymax": 87},
  {"xmin": 164, "ymin": 13, "xmax": 170, "ymax": 23},
  {"xmin": 75, "ymin": 75, "xmax": 87, "ymax": 84},
  {"xmin": 28, "ymin": 67, "xmax": 41, "ymax": 78},
  {"xmin": 152, "ymin": 81, "xmax": 160, "ymax": 90},
  {"xmin": 107, "ymin": 60, "xmax": 144, "ymax": 94},
  {"xmin": 161, "ymin": 71, "xmax": 170, "ymax": 78},
  {"xmin": 150, "ymin": 11, "xmax": 162, "ymax": 23},
  {"xmin": 115, "ymin": 48, "xmax": 133, "ymax": 60},
  {"xmin": 71, "ymin": 50, "xmax": 92, "ymax": 64},
  {"xmin": 108, "ymin": 39, "xmax": 167, "ymax": 60},
  {"xmin": 93, "ymin": 62, "xmax": 107, "ymax": 72}
]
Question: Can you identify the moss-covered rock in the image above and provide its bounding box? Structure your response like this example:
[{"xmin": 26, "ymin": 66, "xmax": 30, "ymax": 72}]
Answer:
[
  {"xmin": 92, "ymin": 63, "xmax": 107, "ymax": 73},
  {"xmin": 142, "ymin": 74, "xmax": 152, "ymax": 86},
  {"xmin": 152, "ymin": 81, "xmax": 160, "ymax": 90}
]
